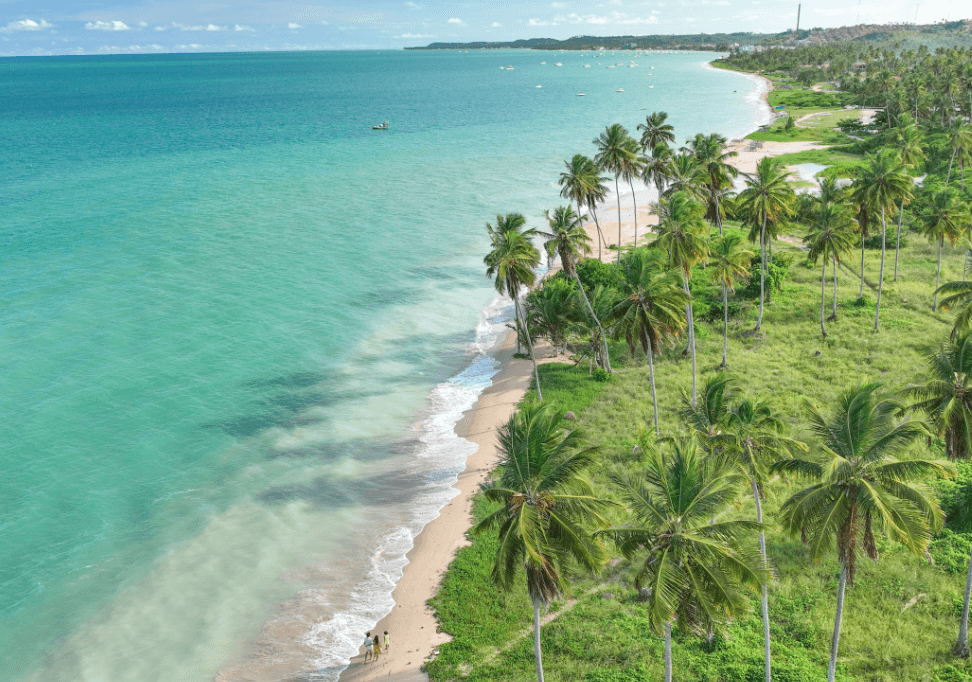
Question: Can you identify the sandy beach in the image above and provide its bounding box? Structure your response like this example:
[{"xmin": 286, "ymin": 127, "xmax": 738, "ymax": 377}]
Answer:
[{"xmin": 337, "ymin": 62, "xmax": 822, "ymax": 682}]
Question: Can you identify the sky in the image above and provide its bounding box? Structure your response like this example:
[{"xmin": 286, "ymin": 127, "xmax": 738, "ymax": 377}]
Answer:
[{"xmin": 0, "ymin": 0, "xmax": 964, "ymax": 57}]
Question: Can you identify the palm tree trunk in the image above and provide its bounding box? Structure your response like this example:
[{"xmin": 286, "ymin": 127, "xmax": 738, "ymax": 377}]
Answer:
[
  {"xmin": 751, "ymin": 478, "xmax": 771, "ymax": 682},
  {"xmin": 533, "ymin": 600, "xmax": 545, "ymax": 682},
  {"xmin": 721, "ymin": 282, "xmax": 729, "ymax": 368},
  {"xmin": 664, "ymin": 621, "xmax": 673, "ymax": 682},
  {"xmin": 615, "ymin": 175, "xmax": 623, "ymax": 265},
  {"xmin": 572, "ymin": 272, "xmax": 612, "ymax": 372},
  {"xmin": 948, "ymin": 148, "xmax": 957, "ymax": 188},
  {"xmin": 874, "ymin": 206, "xmax": 887, "ymax": 331},
  {"xmin": 858, "ymin": 238, "xmax": 866, "ymax": 300},
  {"xmin": 628, "ymin": 178, "xmax": 639, "ymax": 247},
  {"xmin": 828, "ymin": 561, "xmax": 848, "ymax": 682},
  {"xmin": 831, "ymin": 255, "xmax": 838, "ymax": 321},
  {"xmin": 935, "ymin": 235, "xmax": 944, "ymax": 311},
  {"xmin": 821, "ymin": 259, "xmax": 828, "ymax": 338},
  {"xmin": 954, "ymin": 547, "xmax": 972, "ymax": 658},
  {"xmin": 756, "ymin": 215, "xmax": 767, "ymax": 332},
  {"xmin": 683, "ymin": 273, "xmax": 697, "ymax": 408},
  {"xmin": 515, "ymin": 298, "xmax": 543, "ymax": 402},
  {"xmin": 893, "ymin": 199, "xmax": 904, "ymax": 282},
  {"xmin": 645, "ymin": 328, "xmax": 660, "ymax": 437},
  {"xmin": 716, "ymin": 193, "xmax": 723, "ymax": 236},
  {"xmin": 591, "ymin": 207, "xmax": 607, "ymax": 262}
]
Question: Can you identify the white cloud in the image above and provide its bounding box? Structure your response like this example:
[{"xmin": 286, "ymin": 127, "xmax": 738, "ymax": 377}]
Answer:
[
  {"xmin": 551, "ymin": 1, "xmax": 566, "ymax": 6},
  {"xmin": 557, "ymin": 11, "xmax": 657, "ymax": 25},
  {"xmin": 447, "ymin": 17, "xmax": 463, "ymax": 24},
  {"xmin": 235, "ymin": 24, "xmax": 255, "ymax": 31},
  {"xmin": 406, "ymin": 1, "xmax": 423, "ymax": 8},
  {"xmin": 288, "ymin": 22, "xmax": 303, "ymax": 29},
  {"xmin": 138, "ymin": 21, "xmax": 149, "ymax": 27},
  {"xmin": 2, "ymin": 19, "xmax": 53, "ymax": 32},
  {"xmin": 528, "ymin": 18, "xmax": 557, "ymax": 26},
  {"xmin": 176, "ymin": 43, "xmax": 202, "ymax": 49},
  {"xmin": 85, "ymin": 21, "xmax": 131, "ymax": 31},
  {"xmin": 491, "ymin": 21, "xmax": 503, "ymax": 27},
  {"xmin": 399, "ymin": 32, "xmax": 432, "ymax": 38}
]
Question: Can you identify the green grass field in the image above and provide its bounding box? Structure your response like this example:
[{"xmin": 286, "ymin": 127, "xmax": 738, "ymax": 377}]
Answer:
[{"xmin": 425, "ymin": 224, "xmax": 972, "ymax": 682}]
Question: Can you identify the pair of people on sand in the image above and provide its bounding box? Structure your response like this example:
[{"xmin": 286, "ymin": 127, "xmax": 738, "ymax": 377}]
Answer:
[{"xmin": 363, "ymin": 631, "xmax": 390, "ymax": 662}]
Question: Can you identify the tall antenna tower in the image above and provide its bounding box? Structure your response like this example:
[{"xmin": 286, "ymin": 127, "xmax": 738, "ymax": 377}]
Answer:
[{"xmin": 796, "ymin": 3, "xmax": 802, "ymax": 31}]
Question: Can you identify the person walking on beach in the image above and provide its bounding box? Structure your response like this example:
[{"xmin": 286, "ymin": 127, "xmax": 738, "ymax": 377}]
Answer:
[
  {"xmin": 363, "ymin": 632, "xmax": 374, "ymax": 662},
  {"xmin": 373, "ymin": 634, "xmax": 382, "ymax": 659},
  {"xmin": 383, "ymin": 631, "xmax": 390, "ymax": 651}
]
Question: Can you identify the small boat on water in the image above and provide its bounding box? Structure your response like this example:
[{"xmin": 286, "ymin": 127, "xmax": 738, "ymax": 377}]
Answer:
[
  {"xmin": 576, "ymin": 92, "xmax": 585, "ymax": 96},
  {"xmin": 554, "ymin": 62, "xmax": 563, "ymax": 66},
  {"xmin": 648, "ymin": 85, "xmax": 654, "ymax": 89},
  {"xmin": 616, "ymin": 88, "xmax": 624, "ymax": 92},
  {"xmin": 535, "ymin": 84, "xmax": 542, "ymax": 88},
  {"xmin": 505, "ymin": 65, "xmax": 514, "ymax": 70},
  {"xmin": 583, "ymin": 64, "xmax": 591, "ymax": 68},
  {"xmin": 372, "ymin": 121, "xmax": 389, "ymax": 130},
  {"xmin": 540, "ymin": 61, "xmax": 546, "ymax": 64}
]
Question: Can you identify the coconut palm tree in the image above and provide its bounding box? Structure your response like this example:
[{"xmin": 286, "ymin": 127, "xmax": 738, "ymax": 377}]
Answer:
[
  {"xmin": 909, "ymin": 329, "xmax": 972, "ymax": 461},
  {"xmin": 715, "ymin": 395, "xmax": 807, "ymax": 682},
  {"xmin": 946, "ymin": 120, "xmax": 972, "ymax": 190},
  {"xmin": 738, "ymin": 158, "xmax": 794, "ymax": 333},
  {"xmin": 540, "ymin": 205, "xmax": 612, "ymax": 371},
  {"xmin": 680, "ymin": 373, "xmax": 734, "ymax": 455},
  {"xmin": 937, "ymin": 279, "xmax": 972, "ymax": 338},
  {"xmin": 772, "ymin": 383, "xmax": 955, "ymax": 682},
  {"xmin": 852, "ymin": 149, "xmax": 913, "ymax": 330},
  {"xmin": 917, "ymin": 189, "xmax": 970, "ymax": 311},
  {"xmin": 599, "ymin": 437, "xmax": 769, "ymax": 682},
  {"xmin": 637, "ymin": 110, "xmax": 676, "ymax": 152},
  {"xmin": 559, "ymin": 154, "xmax": 612, "ymax": 260},
  {"xmin": 474, "ymin": 403, "xmax": 613, "ymax": 682},
  {"xmin": 661, "ymin": 152, "xmax": 706, "ymax": 200},
  {"xmin": 890, "ymin": 119, "xmax": 926, "ymax": 281},
  {"xmin": 595, "ymin": 124, "xmax": 638, "ymax": 265},
  {"xmin": 611, "ymin": 248, "xmax": 689, "ymax": 435},
  {"xmin": 805, "ymin": 203, "xmax": 857, "ymax": 337},
  {"xmin": 651, "ymin": 192, "xmax": 710, "ymax": 408},
  {"xmin": 485, "ymin": 213, "xmax": 544, "ymax": 402},
  {"xmin": 619, "ymin": 140, "xmax": 646, "ymax": 247},
  {"xmin": 687, "ymin": 133, "xmax": 739, "ymax": 235},
  {"xmin": 642, "ymin": 144, "xmax": 674, "ymax": 207},
  {"xmin": 708, "ymin": 233, "xmax": 753, "ymax": 368},
  {"xmin": 525, "ymin": 278, "xmax": 576, "ymax": 354},
  {"xmin": 583, "ymin": 160, "xmax": 612, "ymax": 261}
]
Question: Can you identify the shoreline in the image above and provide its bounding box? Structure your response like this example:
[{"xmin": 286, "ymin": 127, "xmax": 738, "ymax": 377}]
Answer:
[{"xmin": 335, "ymin": 56, "xmax": 820, "ymax": 682}]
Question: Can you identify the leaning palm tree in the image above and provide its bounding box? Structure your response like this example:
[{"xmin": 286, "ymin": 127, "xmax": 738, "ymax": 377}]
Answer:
[
  {"xmin": 738, "ymin": 158, "xmax": 794, "ymax": 333},
  {"xmin": 708, "ymin": 233, "xmax": 753, "ymax": 368},
  {"xmin": 540, "ymin": 205, "xmax": 611, "ymax": 371},
  {"xmin": 852, "ymin": 149, "xmax": 913, "ymax": 330},
  {"xmin": 474, "ymin": 403, "xmax": 613, "ymax": 682},
  {"xmin": 642, "ymin": 143, "xmax": 674, "ymax": 206},
  {"xmin": 637, "ymin": 110, "xmax": 676, "ymax": 152},
  {"xmin": 890, "ymin": 119, "xmax": 926, "ymax": 281},
  {"xmin": 582, "ymin": 160, "xmax": 612, "ymax": 261},
  {"xmin": 938, "ymin": 279, "xmax": 972, "ymax": 338},
  {"xmin": 485, "ymin": 213, "xmax": 544, "ymax": 401},
  {"xmin": 772, "ymin": 383, "xmax": 955, "ymax": 682},
  {"xmin": 611, "ymin": 248, "xmax": 689, "ymax": 435},
  {"xmin": 599, "ymin": 437, "xmax": 769, "ymax": 682},
  {"xmin": 917, "ymin": 189, "xmax": 970, "ymax": 311},
  {"xmin": 652, "ymin": 192, "xmax": 710, "ymax": 407},
  {"xmin": 595, "ymin": 124, "xmax": 638, "ymax": 265},
  {"xmin": 805, "ymin": 203, "xmax": 857, "ymax": 337},
  {"xmin": 619, "ymin": 139, "xmax": 646, "ymax": 247},
  {"xmin": 715, "ymin": 395, "xmax": 807, "ymax": 682}
]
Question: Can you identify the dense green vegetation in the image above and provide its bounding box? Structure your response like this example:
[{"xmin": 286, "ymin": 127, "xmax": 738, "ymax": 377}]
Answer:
[{"xmin": 426, "ymin": 37, "xmax": 972, "ymax": 682}]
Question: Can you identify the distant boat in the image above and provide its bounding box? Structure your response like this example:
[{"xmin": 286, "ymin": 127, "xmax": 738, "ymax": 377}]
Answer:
[
  {"xmin": 372, "ymin": 121, "xmax": 389, "ymax": 130},
  {"xmin": 505, "ymin": 65, "xmax": 514, "ymax": 70},
  {"xmin": 576, "ymin": 92, "xmax": 586, "ymax": 96},
  {"xmin": 616, "ymin": 88, "xmax": 624, "ymax": 92},
  {"xmin": 540, "ymin": 61, "xmax": 546, "ymax": 64},
  {"xmin": 649, "ymin": 85, "xmax": 654, "ymax": 89},
  {"xmin": 555, "ymin": 62, "xmax": 563, "ymax": 66},
  {"xmin": 535, "ymin": 84, "xmax": 542, "ymax": 88},
  {"xmin": 584, "ymin": 64, "xmax": 591, "ymax": 68}
]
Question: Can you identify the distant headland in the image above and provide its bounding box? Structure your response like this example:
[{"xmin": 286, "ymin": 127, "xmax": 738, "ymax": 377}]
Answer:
[{"xmin": 405, "ymin": 19, "xmax": 972, "ymax": 51}]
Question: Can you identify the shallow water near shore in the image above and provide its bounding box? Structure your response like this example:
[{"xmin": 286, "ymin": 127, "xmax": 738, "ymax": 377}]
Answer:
[{"xmin": 0, "ymin": 49, "xmax": 765, "ymax": 681}]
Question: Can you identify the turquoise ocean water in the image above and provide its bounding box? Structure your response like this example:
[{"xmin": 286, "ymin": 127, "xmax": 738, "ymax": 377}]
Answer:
[{"xmin": 0, "ymin": 49, "xmax": 766, "ymax": 681}]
